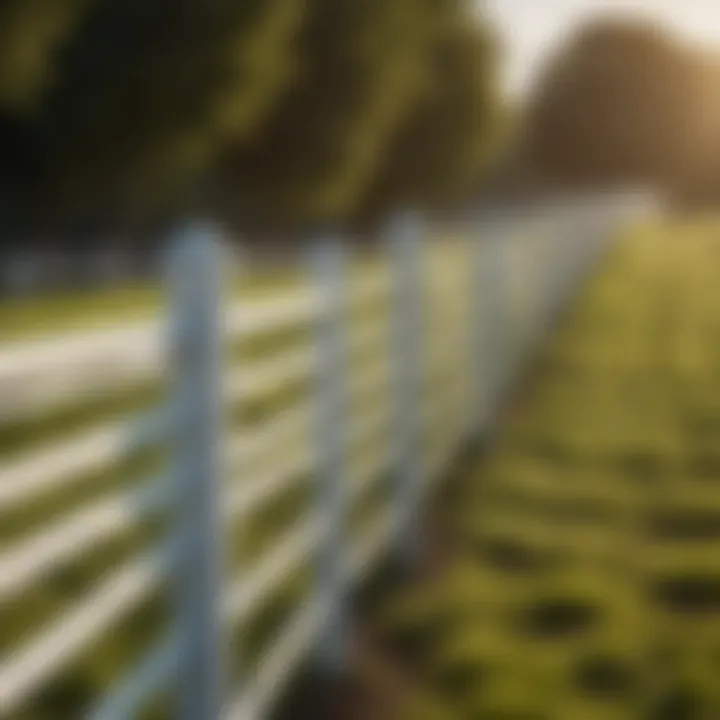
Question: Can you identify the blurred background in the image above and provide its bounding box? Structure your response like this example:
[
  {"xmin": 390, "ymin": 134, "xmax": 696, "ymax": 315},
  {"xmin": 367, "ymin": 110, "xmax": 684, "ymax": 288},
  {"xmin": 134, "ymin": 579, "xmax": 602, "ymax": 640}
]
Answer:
[
  {"xmin": 2, "ymin": 1, "xmax": 720, "ymax": 719},
  {"xmin": 0, "ymin": 0, "xmax": 716, "ymax": 282}
]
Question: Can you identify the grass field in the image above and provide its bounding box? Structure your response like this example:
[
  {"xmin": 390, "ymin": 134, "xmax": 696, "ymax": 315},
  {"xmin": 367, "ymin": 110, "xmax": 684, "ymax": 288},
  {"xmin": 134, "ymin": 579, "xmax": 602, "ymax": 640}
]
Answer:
[
  {"xmin": 8, "ymin": 216, "xmax": 712, "ymax": 719},
  {"xmin": 373, "ymin": 220, "xmax": 720, "ymax": 720},
  {"xmin": 0, "ymin": 239, "xmax": 477, "ymax": 719},
  {"xmin": 0, "ymin": 267, "xmax": 300, "ymax": 345}
]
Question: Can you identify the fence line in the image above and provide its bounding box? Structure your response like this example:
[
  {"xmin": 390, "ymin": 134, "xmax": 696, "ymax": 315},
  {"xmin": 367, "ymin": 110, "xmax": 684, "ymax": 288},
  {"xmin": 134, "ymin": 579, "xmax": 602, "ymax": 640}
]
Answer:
[{"xmin": 0, "ymin": 194, "xmax": 654, "ymax": 719}]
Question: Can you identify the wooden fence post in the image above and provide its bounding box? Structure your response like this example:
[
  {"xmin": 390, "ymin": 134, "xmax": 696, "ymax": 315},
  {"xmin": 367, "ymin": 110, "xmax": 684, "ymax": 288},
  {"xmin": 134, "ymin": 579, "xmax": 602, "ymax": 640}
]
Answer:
[
  {"xmin": 310, "ymin": 236, "xmax": 351, "ymax": 673},
  {"xmin": 167, "ymin": 223, "xmax": 226, "ymax": 720},
  {"xmin": 470, "ymin": 215, "xmax": 508, "ymax": 439},
  {"xmin": 387, "ymin": 212, "xmax": 426, "ymax": 568}
]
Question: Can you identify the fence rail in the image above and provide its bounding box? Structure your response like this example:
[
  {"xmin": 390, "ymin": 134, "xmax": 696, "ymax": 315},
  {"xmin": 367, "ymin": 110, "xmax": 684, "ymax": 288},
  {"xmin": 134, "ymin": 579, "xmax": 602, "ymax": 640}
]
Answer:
[{"xmin": 0, "ymin": 194, "xmax": 654, "ymax": 719}]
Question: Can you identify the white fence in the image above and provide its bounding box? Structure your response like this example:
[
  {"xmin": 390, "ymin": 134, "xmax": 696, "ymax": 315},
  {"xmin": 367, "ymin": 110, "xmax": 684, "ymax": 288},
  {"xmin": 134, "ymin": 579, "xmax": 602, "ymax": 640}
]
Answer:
[{"xmin": 0, "ymin": 196, "xmax": 652, "ymax": 719}]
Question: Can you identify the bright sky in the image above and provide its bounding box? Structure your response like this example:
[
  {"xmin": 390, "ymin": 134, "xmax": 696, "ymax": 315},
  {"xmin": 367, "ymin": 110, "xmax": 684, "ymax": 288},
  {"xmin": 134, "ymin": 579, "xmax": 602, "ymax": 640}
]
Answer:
[{"xmin": 484, "ymin": 0, "xmax": 720, "ymax": 97}]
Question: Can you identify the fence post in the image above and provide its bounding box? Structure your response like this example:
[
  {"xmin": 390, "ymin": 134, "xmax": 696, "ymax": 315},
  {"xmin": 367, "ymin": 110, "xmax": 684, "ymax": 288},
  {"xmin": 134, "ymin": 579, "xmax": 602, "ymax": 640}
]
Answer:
[
  {"xmin": 470, "ymin": 215, "xmax": 506, "ymax": 439},
  {"xmin": 166, "ymin": 223, "xmax": 226, "ymax": 720},
  {"xmin": 310, "ymin": 236, "xmax": 351, "ymax": 673},
  {"xmin": 549, "ymin": 211, "xmax": 572, "ymax": 325},
  {"xmin": 387, "ymin": 212, "xmax": 426, "ymax": 569}
]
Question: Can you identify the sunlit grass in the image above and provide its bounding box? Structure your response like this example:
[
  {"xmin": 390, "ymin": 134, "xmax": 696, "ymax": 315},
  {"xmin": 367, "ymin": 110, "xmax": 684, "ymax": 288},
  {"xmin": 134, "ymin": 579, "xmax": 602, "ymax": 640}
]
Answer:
[
  {"xmin": 0, "ymin": 239, "xmax": 475, "ymax": 719},
  {"xmin": 377, "ymin": 219, "xmax": 720, "ymax": 719}
]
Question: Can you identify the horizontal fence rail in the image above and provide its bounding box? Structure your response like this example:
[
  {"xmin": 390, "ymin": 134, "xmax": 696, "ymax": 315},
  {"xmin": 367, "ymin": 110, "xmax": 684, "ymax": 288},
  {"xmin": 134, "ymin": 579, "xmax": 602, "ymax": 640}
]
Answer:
[{"xmin": 0, "ymin": 193, "xmax": 657, "ymax": 719}]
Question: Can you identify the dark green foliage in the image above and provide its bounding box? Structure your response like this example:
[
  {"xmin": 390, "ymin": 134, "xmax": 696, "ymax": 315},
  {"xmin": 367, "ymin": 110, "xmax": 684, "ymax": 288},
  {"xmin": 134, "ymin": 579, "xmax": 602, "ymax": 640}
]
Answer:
[
  {"xmin": 0, "ymin": 0, "xmax": 96, "ymax": 235},
  {"xmin": 37, "ymin": 0, "xmax": 304, "ymax": 227},
  {"xmin": 358, "ymin": 9, "xmax": 504, "ymax": 223},
  {"xmin": 217, "ymin": 0, "xmax": 494, "ymax": 232},
  {"xmin": 0, "ymin": 0, "xmax": 501, "ymax": 239},
  {"xmin": 0, "ymin": 0, "xmax": 94, "ymax": 112}
]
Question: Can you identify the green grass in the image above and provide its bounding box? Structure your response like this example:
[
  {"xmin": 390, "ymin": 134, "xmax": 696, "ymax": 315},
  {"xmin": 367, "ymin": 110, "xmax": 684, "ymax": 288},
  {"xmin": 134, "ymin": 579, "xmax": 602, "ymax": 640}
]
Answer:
[
  {"xmin": 0, "ymin": 240, "xmax": 475, "ymax": 719},
  {"xmin": 12, "ymin": 219, "xmax": 704, "ymax": 719},
  {"xmin": 0, "ymin": 269, "xmax": 304, "ymax": 344},
  {"xmin": 0, "ymin": 248, "xmax": 397, "ymax": 345},
  {"xmin": 0, "ymin": 284, "xmax": 160, "ymax": 342},
  {"xmin": 376, "ymin": 220, "xmax": 720, "ymax": 720}
]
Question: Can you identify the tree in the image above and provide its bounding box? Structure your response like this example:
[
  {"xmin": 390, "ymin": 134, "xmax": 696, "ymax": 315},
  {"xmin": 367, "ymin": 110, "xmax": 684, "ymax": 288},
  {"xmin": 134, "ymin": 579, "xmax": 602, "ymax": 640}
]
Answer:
[
  {"xmin": 0, "ymin": 0, "xmax": 94, "ymax": 112},
  {"xmin": 35, "ymin": 0, "xmax": 304, "ymax": 230},
  {"xmin": 522, "ymin": 16, "xmax": 699, "ymax": 188},
  {"xmin": 670, "ymin": 54, "xmax": 720, "ymax": 208},
  {"xmin": 0, "ymin": 1, "xmax": 98, "ymax": 240},
  {"xmin": 0, "ymin": 0, "xmax": 504, "ymax": 240},
  {"xmin": 215, "ymin": 0, "xmax": 483, "ymax": 233},
  {"xmin": 356, "ymin": 8, "xmax": 504, "ymax": 224}
]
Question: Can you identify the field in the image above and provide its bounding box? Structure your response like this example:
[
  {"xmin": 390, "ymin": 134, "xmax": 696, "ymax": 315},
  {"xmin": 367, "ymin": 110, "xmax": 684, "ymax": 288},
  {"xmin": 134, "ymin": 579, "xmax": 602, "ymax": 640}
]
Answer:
[
  {"xmin": 372, "ymin": 221, "xmax": 720, "ymax": 720},
  {"xmin": 0, "ymin": 238, "xmax": 475, "ymax": 719},
  {"xmin": 5, "ymin": 216, "xmax": 716, "ymax": 719}
]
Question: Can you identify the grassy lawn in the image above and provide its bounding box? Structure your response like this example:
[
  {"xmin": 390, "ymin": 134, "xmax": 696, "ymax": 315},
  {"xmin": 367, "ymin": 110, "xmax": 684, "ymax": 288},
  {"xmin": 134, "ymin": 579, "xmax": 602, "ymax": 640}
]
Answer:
[
  {"xmin": 374, "ymin": 220, "xmax": 720, "ymax": 720},
  {"xmin": 0, "ymin": 268, "xmax": 306, "ymax": 345},
  {"xmin": 10, "ymin": 216, "xmax": 700, "ymax": 719},
  {"xmin": 0, "ymin": 227, "xmax": 529, "ymax": 346},
  {"xmin": 0, "ymin": 238, "xmax": 476, "ymax": 719}
]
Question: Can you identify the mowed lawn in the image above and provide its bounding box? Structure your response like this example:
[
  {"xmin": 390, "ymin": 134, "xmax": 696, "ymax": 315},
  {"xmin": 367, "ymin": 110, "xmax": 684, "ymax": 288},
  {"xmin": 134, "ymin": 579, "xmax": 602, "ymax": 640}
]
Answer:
[
  {"xmin": 377, "ymin": 221, "xmax": 720, "ymax": 720},
  {"xmin": 0, "ymin": 261, "xmax": 327, "ymax": 719},
  {"xmin": 0, "ymin": 240, "xmax": 473, "ymax": 719}
]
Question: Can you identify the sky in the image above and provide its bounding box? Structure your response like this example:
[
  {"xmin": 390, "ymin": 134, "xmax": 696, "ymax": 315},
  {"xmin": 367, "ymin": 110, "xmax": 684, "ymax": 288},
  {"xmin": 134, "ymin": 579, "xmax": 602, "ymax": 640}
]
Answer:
[{"xmin": 484, "ymin": 0, "xmax": 720, "ymax": 97}]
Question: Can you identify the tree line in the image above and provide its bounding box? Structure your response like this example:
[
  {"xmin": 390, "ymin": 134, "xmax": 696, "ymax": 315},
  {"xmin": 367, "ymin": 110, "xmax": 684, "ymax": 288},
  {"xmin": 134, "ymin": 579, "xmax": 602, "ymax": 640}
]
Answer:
[{"xmin": 0, "ymin": 0, "xmax": 503, "ymax": 245}]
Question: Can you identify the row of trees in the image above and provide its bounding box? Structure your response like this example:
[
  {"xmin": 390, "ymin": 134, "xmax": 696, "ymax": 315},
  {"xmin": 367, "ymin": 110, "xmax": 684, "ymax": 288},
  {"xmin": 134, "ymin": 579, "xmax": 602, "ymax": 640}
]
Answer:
[
  {"xmin": 0, "ymin": 0, "xmax": 503, "ymax": 243},
  {"xmin": 521, "ymin": 15, "xmax": 720, "ymax": 208}
]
